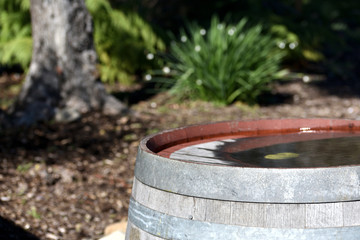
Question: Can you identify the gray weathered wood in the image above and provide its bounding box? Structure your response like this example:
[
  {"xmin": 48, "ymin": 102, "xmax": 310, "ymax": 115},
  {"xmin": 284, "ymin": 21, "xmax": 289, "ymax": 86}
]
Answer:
[
  {"xmin": 230, "ymin": 201, "xmax": 265, "ymax": 227},
  {"xmin": 126, "ymin": 220, "xmax": 163, "ymax": 240},
  {"xmin": 131, "ymin": 178, "xmax": 360, "ymax": 229},
  {"xmin": 127, "ymin": 197, "xmax": 360, "ymax": 240},
  {"xmin": 205, "ymin": 199, "xmax": 232, "ymax": 224},
  {"xmin": 306, "ymin": 202, "xmax": 343, "ymax": 228},
  {"xmin": 126, "ymin": 120, "xmax": 360, "ymax": 239},
  {"xmin": 170, "ymin": 140, "xmax": 235, "ymax": 165},
  {"xmin": 343, "ymin": 201, "xmax": 360, "ymax": 226},
  {"xmin": 264, "ymin": 203, "xmax": 306, "ymax": 228},
  {"xmin": 192, "ymin": 197, "xmax": 207, "ymax": 221}
]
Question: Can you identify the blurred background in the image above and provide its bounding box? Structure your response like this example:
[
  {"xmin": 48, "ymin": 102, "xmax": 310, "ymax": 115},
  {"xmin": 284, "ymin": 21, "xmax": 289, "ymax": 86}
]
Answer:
[
  {"xmin": 1, "ymin": 0, "xmax": 360, "ymax": 107},
  {"xmin": 1, "ymin": 0, "xmax": 360, "ymax": 239}
]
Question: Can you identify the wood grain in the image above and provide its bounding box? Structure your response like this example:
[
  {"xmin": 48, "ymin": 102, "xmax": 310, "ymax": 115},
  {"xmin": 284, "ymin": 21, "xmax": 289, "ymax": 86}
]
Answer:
[{"xmin": 132, "ymin": 178, "xmax": 360, "ymax": 228}]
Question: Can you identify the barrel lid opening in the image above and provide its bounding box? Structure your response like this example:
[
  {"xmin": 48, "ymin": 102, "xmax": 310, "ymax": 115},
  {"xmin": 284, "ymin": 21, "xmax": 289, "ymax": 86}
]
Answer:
[{"xmin": 142, "ymin": 119, "xmax": 360, "ymax": 168}]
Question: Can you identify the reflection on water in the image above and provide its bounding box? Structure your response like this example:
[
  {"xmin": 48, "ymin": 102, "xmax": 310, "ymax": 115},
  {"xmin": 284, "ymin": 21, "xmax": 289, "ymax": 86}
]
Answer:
[{"xmin": 227, "ymin": 135, "xmax": 360, "ymax": 168}]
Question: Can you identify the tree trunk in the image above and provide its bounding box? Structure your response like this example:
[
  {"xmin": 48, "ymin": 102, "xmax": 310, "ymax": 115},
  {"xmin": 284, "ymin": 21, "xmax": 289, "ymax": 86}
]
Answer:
[{"xmin": 9, "ymin": 0, "xmax": 126, "ymax": 125}]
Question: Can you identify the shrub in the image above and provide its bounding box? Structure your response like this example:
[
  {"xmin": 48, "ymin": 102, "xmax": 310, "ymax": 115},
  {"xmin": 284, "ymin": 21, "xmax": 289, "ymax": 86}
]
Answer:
[
  {"xmin": 86, "ymin": 0, "xmax": 165, "ymax": 84},
  {"xmin": 162, "ymin": 16, "xmax": 285, "ymax": 105},
  {"xmin": 270, "ymin": 24, "xmax": 324, "ymax": 63},
  {"xmin": 0, "ymin": 0, "xmax": 32, "ymax": 70},
  {"xmin": 0, "ymin": 0, "xmax": 165, "ymax": 85}
]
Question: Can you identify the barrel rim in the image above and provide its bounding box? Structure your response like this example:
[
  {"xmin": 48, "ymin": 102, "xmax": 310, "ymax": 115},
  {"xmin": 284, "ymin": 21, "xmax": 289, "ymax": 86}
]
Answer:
[
  {"xmin": 141, "ymin": 118, "xmax": 360, "ymax": 169},
  {"xmin": 134, "ymin": 119, "xmax": 360, "ymax": 203}
]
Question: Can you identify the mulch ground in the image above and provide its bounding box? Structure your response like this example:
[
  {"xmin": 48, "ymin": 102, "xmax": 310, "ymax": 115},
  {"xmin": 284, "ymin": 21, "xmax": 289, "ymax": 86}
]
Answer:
[{"xmin": 1, "ymin": 76, "xmax": 360, "ymax": 239}]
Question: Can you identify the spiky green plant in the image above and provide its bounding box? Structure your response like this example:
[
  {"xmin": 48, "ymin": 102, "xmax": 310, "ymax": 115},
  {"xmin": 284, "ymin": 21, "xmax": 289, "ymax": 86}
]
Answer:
[
  {"xmin": 0, "ymin": 0, "xmax": 32, "ymax": 70},
  {"xmin": 164, "ymin": 17, "xmax": 285, "ymax": 105}
]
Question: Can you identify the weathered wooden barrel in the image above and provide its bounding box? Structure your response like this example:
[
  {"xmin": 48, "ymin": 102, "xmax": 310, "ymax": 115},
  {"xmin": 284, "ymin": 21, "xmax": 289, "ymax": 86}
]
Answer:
[{"xmin": 126, "ymin": 119, "xmax": 360, "ymax": 240}]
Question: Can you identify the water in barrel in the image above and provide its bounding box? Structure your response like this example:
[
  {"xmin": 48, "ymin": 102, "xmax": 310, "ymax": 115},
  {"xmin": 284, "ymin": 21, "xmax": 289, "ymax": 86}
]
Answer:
[{"xmin": 170, "ymin": 131, "xmax": 360, "ymax": 168}]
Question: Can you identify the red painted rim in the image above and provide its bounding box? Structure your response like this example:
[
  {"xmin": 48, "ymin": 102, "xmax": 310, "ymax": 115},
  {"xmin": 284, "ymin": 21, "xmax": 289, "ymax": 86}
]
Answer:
[{"xmin": 142, "ymin": 119, "xmax": 360, "ymax": 158}]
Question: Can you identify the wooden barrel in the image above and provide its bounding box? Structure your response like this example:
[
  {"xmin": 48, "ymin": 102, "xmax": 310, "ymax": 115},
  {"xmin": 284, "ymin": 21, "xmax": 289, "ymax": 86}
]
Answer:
[{"xmin": 126, "ymin": 119, "xmax": 360, "ymax": 240}]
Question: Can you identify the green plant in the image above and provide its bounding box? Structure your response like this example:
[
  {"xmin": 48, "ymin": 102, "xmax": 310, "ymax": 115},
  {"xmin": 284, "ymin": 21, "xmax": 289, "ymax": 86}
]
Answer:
[
  {"xmin": 161, "ymin": 16, "xmax": 285, "ymax": 105},
  {"xmin": 0, "ymin": 0, "xmax": 32, "ymax": 70},
  {"xmin": 270, "ymin": 24, "xmax": 324, "ymax": 62},
  {"xmin": 16, "ymin": 162, "xmax": 32, "ymax": 173},
  {"xmin": 86, "ymin": 0, "xmax": 165, "ymax": 84},
  {"xmin": 27, "ymin": 206, "xmax": 41, "ymax": 219},
  {"xmin": 0, "ymin": 0, "xmax": 165, "ymax": 85}
]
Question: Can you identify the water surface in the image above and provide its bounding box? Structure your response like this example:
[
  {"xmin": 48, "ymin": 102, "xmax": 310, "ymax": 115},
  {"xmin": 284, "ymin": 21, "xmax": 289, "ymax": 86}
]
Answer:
[{"xmin": 224, "ymin": 133, "xmax": 360, "ymax": 168}]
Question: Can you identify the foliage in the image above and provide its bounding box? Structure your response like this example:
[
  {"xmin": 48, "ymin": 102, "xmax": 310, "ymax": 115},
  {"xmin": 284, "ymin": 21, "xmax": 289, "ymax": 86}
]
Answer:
[
  {"xmin": 2, "ymin": 0, "xmax": 359, "ymax": 84},
  {"xmin": 160, "ymin": 16, "xmax": 284, "ymax": 105},
  {"xmin": 0, "ymin": 0, "xmax": 165, "ymax": 85},
  {"xmin": 231, "ymin": 0, "xmax": 360, "ymax": 79},
  {"xmin": 16, "ymin": 162, "xmax": 32, "ymax": 173},
  {"xmin": 27, "ymin": 206, "xmax": 41, "ymax": 219},
  {"xmin": 270, "ymin": 24, "xmax": 323, "ymax": 63},
  {"xmin": 0, "ymin": 0, "xmax": 32, "ymax": 70},
  {"xmin": 134, "ymin": 0, "xmax": 360, "ymax": 80},
  {"xmin": 85, "ymin": 0, "xmax": 165, "ymax": 84}
]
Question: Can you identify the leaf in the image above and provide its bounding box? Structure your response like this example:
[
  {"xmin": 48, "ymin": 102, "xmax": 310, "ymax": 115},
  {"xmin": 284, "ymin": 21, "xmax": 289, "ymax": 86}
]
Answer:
[
  {"xmin": 302, "ymin": 49, "xmax": 324, "ymax": 62},
  {"xmin": 161, "ymin": 16, "xmax": 284, "ymax": 104}
]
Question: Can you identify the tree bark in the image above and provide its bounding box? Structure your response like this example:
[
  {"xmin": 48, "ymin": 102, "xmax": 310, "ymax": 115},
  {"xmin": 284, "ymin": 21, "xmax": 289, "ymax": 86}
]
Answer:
[{"xmin": 9, "ymin": 0, "xmax": 126, "ymax": 125}]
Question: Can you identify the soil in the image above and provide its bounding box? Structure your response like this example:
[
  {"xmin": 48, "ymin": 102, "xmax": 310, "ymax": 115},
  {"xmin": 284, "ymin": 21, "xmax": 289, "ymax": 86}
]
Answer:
[{"xmin": 1, "ymin": 75, "xmax": 360, "ymax": 240}]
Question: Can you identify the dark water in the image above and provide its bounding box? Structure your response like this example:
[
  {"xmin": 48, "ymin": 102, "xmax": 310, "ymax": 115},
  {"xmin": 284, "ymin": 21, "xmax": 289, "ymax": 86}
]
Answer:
[{"xmin": 219, "ymin": 133, "xmax": 360, "ymax": 168}]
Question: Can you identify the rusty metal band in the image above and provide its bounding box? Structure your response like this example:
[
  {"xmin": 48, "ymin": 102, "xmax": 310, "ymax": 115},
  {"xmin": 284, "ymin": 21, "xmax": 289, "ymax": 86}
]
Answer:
[
  {"xmin": 128, "ymin": 198, "xmax": 360, "ymax": 240},
  {"xmin": 134, "ymin": 147, "xmax": 360, "ymax": 203}
]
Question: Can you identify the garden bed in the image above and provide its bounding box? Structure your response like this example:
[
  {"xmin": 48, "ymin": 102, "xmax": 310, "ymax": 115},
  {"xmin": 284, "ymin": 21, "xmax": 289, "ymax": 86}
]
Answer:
[{"xmin": 1, "ymin": 78, "xmax": 360, "ymax": 239}]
